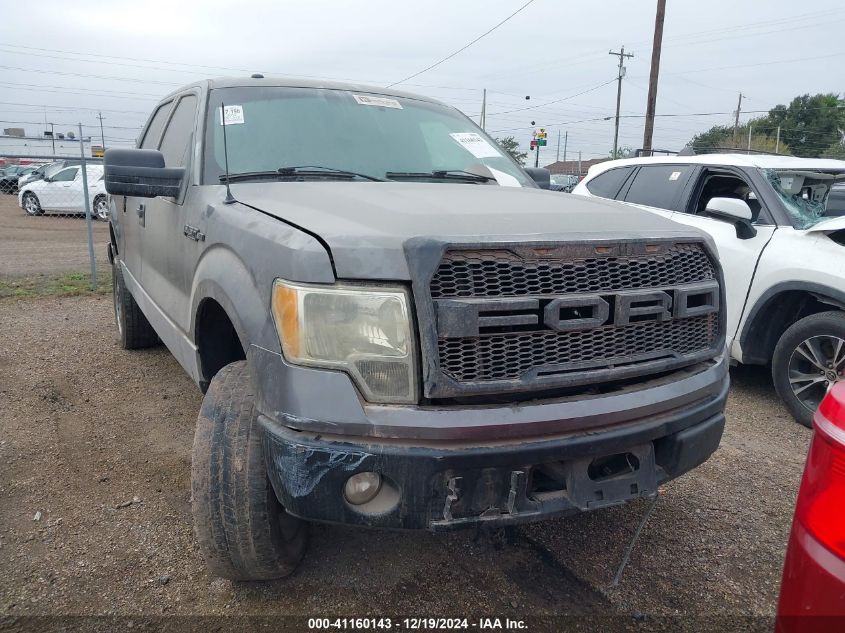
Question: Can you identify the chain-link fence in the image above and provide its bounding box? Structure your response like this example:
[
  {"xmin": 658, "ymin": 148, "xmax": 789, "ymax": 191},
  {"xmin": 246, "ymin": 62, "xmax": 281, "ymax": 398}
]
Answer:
[{"xmin": 0, "ymin": 134, "xmax": 109, "ymax": 295}]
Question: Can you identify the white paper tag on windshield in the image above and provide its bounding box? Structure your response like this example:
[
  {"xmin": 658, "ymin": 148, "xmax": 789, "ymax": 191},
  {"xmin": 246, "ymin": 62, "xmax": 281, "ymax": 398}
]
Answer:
[
  {"xmin": 219, "ymin": 105, "xmax": 245, "ymax": 125},
  {"xmin": 488, "ymin": 167, "xmax": 521, "ymax": 187},
  {"xmin": 450, "ymin": 132, "xmax": 501, "ymax": 158},
  {"xmin": 353, "ymin": 94, "xmax": 403, "ymax": 109},
  {"xmin": 669, "ymin": 171, "xmax": 681, "ymax": 181}
]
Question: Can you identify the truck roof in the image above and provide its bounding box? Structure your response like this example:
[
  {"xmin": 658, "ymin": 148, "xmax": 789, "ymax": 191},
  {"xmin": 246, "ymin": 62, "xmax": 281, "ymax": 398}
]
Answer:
[{"xmin": 159, "ymin": 76, "xmax": 447, "ymax": 107}]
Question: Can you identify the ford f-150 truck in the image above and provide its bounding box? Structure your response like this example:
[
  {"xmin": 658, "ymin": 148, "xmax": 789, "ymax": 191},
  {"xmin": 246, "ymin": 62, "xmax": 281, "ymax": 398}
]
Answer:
[{"xmin": 104, "ymin": 76, "xmax": 729, "ymax": 580}]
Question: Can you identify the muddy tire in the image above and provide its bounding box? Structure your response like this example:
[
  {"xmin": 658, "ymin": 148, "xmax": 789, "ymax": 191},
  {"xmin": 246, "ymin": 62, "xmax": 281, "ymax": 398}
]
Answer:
[
  {"xmin": 191, "ymin": 361, "xmax": 308, "ymax": 580},
  {"xmin": 112, "ymin": 260, "xmax": 159, "ymax": 349},
  {"xmin": 773, "ymin": 311, "xmax": 845, "ymax": 428}
]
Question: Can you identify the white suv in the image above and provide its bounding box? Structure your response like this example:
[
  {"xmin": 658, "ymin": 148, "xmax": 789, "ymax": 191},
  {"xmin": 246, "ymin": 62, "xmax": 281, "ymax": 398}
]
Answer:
[{"xmin": 573, "ymin": 153, "xmax": 845, "ymax": 426}]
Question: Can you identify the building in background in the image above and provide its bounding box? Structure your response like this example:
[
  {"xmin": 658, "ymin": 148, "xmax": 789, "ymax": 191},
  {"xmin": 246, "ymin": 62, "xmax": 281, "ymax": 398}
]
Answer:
[
  {"xmin": 544, "ymin": 158, "xmax": 609, "ymax": 177},
  {"xmin": 0, "ymin": 129, "xmax": 94, "ymax": 158}
]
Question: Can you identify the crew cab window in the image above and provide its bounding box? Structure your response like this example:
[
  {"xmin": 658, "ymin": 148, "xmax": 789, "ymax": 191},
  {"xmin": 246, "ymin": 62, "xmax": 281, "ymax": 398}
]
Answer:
[
  {"xmin": 687, "ymin": 169, "xmax": 766, "ymax": 224},
  {"xmin": 158, "ymin": 95, "xmax": 197, "ymax": 167},
  {"xmin": 585, "ymin": 167, "xmax": 633, "ymax": 199},
  {"xmin": 623, "ymin": 165, "xmax": 692, "ymax": 210},
  {"xmin": 51, "ymin": 167, "xmax": 78, "ymax": 182},
  {"xmin": 139, "ymin": 101, "xmax": 172, "ymax": 150}
]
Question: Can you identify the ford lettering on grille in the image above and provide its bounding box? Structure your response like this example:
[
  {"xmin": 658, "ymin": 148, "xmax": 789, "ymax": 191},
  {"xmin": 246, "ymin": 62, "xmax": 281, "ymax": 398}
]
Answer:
[{"xmin": 411, "ymin": 240, "xmax": 724, "ymax": 399}]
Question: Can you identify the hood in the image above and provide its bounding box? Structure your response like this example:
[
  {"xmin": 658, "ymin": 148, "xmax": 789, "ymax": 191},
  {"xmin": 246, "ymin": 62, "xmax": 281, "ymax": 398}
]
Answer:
[
  {"xmin": 230, "ymin": 181, "xmax": 709, "ymax": 279},
  {"xmin": 806, "ymin": 216, "xmax": 845, "ymax": 234}
]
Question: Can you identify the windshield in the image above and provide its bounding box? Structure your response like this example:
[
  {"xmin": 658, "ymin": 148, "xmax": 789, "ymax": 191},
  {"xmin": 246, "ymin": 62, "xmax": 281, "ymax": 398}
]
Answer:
[
  {"xmin": 203, "ymin": 86, "xmax": 532, "ymax": 187},
  {"xmin": 762, "ymin": 168, "xmax": 845, "ymax": 229}
]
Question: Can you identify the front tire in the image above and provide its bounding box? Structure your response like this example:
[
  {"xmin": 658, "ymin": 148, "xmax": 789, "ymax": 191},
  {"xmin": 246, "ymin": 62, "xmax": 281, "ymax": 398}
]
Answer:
[
  {"xmin": 22, "ymin": 192, "xmax": 42, "ymax": 216},
  {"xmin": 191, "ymin": 361, "xmax": 308, "ymax": 580},
  {"xmin": 112, "ymin": 260, "xmax": 159, "ymax": 349},
  {"xmin": 772, "ymin": 311, "xmax": 845, "ymax": 427}
]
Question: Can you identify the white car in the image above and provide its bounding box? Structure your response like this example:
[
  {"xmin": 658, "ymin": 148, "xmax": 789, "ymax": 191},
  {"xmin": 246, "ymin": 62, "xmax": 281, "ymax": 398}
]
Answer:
[
  {"xmin": 18, "ymin": 164, "xmax": 109, "ymax": 221},
  {"xmin": 573, "ymin": 153, "xmax": 845, "ymax": 426}
]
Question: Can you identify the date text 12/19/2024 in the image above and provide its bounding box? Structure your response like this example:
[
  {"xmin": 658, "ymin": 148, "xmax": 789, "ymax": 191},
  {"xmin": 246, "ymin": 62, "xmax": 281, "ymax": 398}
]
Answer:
[{"xmin": 307, "ymin": 618, "xmax": 528, "ymax": 630}]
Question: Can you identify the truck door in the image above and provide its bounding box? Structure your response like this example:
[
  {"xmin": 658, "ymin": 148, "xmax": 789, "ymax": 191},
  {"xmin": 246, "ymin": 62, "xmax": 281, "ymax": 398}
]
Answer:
[
  {"xmin": 120, "ymin": 100, "xmax": 173, "ymax": 290},
  {"xmin": 138, "ymin": 92, "xmax": 201, "ymax": 335},
  {"xmin": 665, "ymin": 166, "xmax": 777, "ymax": 349}
]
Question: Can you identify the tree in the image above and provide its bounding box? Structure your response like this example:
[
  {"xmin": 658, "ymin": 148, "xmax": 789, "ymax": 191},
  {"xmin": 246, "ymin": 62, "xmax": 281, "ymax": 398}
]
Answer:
[
  {"xmin": 495, "ymin": 136, "xmax": 527, "ymax": 164},
  {"xmin": 687, "ymin": 93, "xmax": 845, "ymax": 157},
  {"xmin": 609, "ymin": 146, "xmax": 634, "ymax": 159}
]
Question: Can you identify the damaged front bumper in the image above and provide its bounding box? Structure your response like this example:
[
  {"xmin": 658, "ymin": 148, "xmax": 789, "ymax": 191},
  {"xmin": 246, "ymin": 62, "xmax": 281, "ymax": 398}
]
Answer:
[{"xmin": 258, "ymin": 371, "xmax": 728, "ymax": 530}]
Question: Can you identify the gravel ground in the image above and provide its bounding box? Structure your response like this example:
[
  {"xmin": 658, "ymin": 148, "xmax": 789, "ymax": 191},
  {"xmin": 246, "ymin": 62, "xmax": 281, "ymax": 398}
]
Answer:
[
  {"xmin": 0, "ymin": 295, "xmax": 810, "ymax": 632},
  {"xmin": 0, "ymin": 195, "xmax": 109, "ymax": 277}
]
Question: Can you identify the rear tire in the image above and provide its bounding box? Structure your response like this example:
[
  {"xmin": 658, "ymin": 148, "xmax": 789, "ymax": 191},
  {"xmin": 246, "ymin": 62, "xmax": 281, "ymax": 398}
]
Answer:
[
  {"xmin": 772, "ymin": 311, "xmax": 845, "ymax": 428},
  {"xmin": 112, "ymin": 260, "xmax": 159, "ymax": 349},
  {"xmin": 22, "ymin": 192, "xmax": 42, "ymax": 216},
  {"xmin": 191, "ymin": 361, "xmax": 308, "ymax": 580}
]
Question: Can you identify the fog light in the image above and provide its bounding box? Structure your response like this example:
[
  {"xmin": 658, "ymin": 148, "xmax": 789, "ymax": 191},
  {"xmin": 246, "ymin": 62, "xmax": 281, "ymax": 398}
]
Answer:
[{"xmin": 344, "ymin": 472, "xmax": 382, "ymax": 505}]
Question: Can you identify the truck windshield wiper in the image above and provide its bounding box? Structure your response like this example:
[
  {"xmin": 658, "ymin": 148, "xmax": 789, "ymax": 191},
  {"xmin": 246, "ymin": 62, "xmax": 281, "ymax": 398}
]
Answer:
[
  {"xmin": 220, "ymin": 166, "xmax": 385, "ymax": 183},
  {"xmin": 385, "ymin": 170, "xmax": 495, "ymax": 183}
]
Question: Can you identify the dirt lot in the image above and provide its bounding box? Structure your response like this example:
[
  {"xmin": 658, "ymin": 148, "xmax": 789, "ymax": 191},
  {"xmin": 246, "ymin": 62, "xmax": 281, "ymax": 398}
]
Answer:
[
  {"xmin": 0, "ymin": 194, "xmax": 109, "ymax": 277},
  {"xmin": 0, "ymin": 292, "xmax": 810, "ymax": 632}
]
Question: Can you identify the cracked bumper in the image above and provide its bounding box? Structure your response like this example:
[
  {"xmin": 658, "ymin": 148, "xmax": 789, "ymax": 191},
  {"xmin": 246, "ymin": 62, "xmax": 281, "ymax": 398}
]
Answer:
[{"xmin": 259, "ymin": 372, "xmax": 728, "ymax": 530}]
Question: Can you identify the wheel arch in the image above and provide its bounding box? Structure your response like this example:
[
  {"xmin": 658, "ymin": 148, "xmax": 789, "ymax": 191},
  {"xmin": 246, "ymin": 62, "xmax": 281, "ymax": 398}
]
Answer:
[
  {"xmin": 190, "ymin": 246, "xmax": 274, "ymax": 392},
  {"xmin": 738, "ymin": 281, "xmax": 845, "ymax": 365}
]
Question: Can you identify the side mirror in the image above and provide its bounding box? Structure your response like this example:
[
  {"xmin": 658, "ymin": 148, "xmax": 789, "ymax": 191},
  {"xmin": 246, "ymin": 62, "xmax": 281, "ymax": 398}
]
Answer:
[
  {"xmin": 524, "ymin": 167, "xmax": 551, "ymax": 190},
  {"xmin": 104, "ymin": 148, "xmax": 184, "ymax": 198},
  {"xmin": 704, "ymin": 196, "xmax": 757, "ymax": 239}
]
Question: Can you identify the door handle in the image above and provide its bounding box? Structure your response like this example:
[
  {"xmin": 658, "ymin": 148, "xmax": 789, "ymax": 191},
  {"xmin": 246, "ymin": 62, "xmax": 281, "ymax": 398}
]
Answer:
[{"xmin": 136, "ymin": 203, "xmax": 146, "ymax": 227}]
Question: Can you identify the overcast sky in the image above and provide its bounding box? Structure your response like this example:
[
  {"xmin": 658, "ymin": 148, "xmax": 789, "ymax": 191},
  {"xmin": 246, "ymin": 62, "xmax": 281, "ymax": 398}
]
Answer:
[{"xmin": 1, "ymin": 0, "xmax": 843, "ymax": 162}]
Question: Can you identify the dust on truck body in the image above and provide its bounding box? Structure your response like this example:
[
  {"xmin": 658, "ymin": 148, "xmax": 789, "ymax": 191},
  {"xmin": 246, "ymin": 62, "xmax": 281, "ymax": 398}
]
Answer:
[{"xmin": 104, "ymin": 76, "xmax": 728, "ymax": 579}]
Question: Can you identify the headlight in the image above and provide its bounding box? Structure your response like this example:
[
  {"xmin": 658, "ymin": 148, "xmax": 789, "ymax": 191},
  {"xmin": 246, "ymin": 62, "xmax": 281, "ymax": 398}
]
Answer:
[{"xmin": 271, "ymin": 280, "xmax": 418, "ymax": 404}]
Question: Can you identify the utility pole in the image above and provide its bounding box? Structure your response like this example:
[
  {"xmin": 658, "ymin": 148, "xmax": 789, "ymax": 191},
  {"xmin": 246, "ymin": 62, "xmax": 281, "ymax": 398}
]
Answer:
[
  {"xmin": 534, "ymin": 143, "xmax": 540, "ymax": 168},
  {"xmin": 97, "ymin": 112, "xmax": 106, "ymax": 149},
  {"xmin": 609, "ymin": 46, "xmax": 634, "ymax": 159},
  {"xmin": 48, "ymin": 122, "xmax": 55, "ymax": 154},
  {"xmin": 775, "ymin": 126, "xmax": 781, "ymax": 153},
  {"xmin": 556, "ymin": 130, "xmax": 561, "ymax": 162},
  {"xmin": 563, "ymin": 131, "xmax": 568, "ymax": 164},
  {"xmin": 642, "ymin": 0, "xmax": 666, "ymax": 157},
  {"xmin": 732, "ymin": 93, "xmax": 743, "ymax": 148},
  {"xmin": 747, "ymin": 121, "xmax": 753, "ymax": 154}
]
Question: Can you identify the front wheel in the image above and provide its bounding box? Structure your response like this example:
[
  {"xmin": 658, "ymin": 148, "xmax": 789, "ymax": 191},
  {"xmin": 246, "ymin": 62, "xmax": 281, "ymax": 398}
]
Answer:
[
  {"xmin": 191, "ymin": 361, "xmax": 308, "ymax": 580},
  {"xmin": 22, "ymin": 192, "xmax": 42, "ymax": 216},
  {"xmin": 93, "ymin": 195, "xmax": 109, "ymax": 221},
  {"xmin": 772, "ymin": 311, "xmax": 845, "ymax": 427}
]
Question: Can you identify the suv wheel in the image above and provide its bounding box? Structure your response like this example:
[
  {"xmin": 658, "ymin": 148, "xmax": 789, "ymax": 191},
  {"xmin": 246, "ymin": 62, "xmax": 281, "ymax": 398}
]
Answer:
[
  {"xmin": 191, "ymin": 361, "xmax": 308, "ymax": 580},
  {"xmin": 22, "ymin": 192, "xmax": 42, "ymax": 216},
  {"xmin": 773, "ymin": 311, "xmax": 845, "ymax": 427},
  {"xmin": 112, "ymin": 260, "xmax": 159, "ymax": 349}
]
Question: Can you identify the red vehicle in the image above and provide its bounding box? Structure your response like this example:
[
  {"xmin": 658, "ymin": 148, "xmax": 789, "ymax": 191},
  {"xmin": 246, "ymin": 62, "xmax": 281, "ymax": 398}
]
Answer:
[{"xmin": 777, "ymin": 382, "xmax": 845, "ymax": 632}]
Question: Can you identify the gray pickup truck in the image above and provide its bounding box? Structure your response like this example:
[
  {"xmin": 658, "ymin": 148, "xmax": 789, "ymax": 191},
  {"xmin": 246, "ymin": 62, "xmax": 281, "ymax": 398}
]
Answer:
[{"xmin": 104, "ymin": 76, "xmax": 728, "ymax": 580}]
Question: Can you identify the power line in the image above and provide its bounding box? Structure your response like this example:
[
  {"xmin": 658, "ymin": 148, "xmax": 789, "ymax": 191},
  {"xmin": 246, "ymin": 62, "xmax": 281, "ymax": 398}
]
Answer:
[
  {"xmin": 486, "ymin": 78, "xmax": 616, "ymax": 115},
  {"xmin": 386, "ymin": 0, "xmax": 536, "ymax": 87}
]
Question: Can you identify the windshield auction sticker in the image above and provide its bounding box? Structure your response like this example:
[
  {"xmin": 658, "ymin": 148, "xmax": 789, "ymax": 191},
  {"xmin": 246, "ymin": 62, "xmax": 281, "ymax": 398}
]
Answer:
[
  {"xmin": 450, "ymin": 132, "xmax": 501, "ymax": 159},
  {"xmin": 219, "ymin": 105, "xmax": 245, "ymax": 125},
  {"xmin": 353, "ymin": 94, "xmax": 403, "ymax": 109}
]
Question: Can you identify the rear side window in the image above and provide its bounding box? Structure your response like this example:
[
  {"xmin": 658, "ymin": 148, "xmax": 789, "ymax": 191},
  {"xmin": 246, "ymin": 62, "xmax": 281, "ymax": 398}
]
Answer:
[
  {"xmin": 586, "ymin": 167, "xmax": 634, "ymax": 199},
  {"xmin": 139, "ymin": 101, "xmax": 172, "ymax": 149},
  {"xmin": 623, "ymin": 165, "xmax": 693, "ymax": 210},
  {"xmin": 158, "ymin": 95, "xmax": 198, "ymax": 167}
]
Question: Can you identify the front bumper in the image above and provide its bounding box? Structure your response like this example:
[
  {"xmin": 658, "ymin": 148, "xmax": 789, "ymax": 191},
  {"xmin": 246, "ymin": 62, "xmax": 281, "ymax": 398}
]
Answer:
[{"xmin": 260, "ymin": 370, "xmax": 728, "ymax": 530}]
